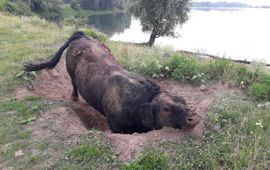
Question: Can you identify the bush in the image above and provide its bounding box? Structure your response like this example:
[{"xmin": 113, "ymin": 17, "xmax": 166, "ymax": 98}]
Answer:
[{"xmin": 2, "ymin": 1, "xmax": 31, "ymax": 16}]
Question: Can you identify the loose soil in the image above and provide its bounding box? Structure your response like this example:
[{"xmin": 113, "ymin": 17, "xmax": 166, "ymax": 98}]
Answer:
[{"xmin": 15, "ymin": 58, "xmax": 240, "ymax": 161}]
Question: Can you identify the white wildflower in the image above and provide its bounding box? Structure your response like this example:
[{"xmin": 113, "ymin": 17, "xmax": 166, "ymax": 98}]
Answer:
[
  {"xmin": 157, "ymin": 64, "xmax": 162, "ymax": 69},
  {"xmin": 255, "ymin": 121, "xmax": 263, "ymax": 128}
]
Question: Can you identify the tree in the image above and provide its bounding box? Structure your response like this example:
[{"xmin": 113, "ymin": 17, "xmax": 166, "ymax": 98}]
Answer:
[
  {"xmin": 29, "ymin": 0, "xmax": 63, "ymax": 21},
  {"xmin": 129, "ymin": 0, "xmax": 191, "ymax": 46}
]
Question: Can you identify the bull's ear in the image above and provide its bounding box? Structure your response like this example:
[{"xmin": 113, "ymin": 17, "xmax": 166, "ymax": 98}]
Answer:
[
  {"xmin": 139, "ymin": 102, "xmax": 159, "ymax": 128},
  {"xmin": 140, "ymin": 102, "xmax": 158, "ymax": 115}
]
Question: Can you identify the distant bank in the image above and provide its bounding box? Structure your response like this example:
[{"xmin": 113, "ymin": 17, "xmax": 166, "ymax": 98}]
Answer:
[{"xmin": 192, "ymin": 1, "xmax": 270, "ymax": 9}]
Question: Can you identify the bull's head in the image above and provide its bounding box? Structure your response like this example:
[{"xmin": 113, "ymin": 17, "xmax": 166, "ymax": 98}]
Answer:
[
  {"xmin": 155, "ymin": 93, "xmax": 200, "ymax": 129},
  {"xmin": 141, "ymin": 93, "xmax": 200, "ymax": 130}
]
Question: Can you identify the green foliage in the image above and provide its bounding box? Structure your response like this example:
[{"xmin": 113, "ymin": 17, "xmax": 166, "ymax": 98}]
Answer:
[
  {"xmin": 61, "ymin": 133, "xmax": 117, "ymax": 169},
  {"xmin": 1, "ymin": 0, "xmax": 31, "ymax": 16},
  {"xmin": 129, "ymin": 0, "xmax": 191, "ymax": 46},
  {"xmin": 167, "ymin": 55, "xmax": 202, "ymax": 83},
  {"xmin": 68, "ymin": 144, "xmax": 112, "ymax": 163},
  {"xmin": 1, "ymin": 97, "xmax": 44, "ymax": 126},
  {"xmin": 123, "ymin": 150, "xmax": 171, "ymax": 170},
  {"xmin": 0, "ymin": 96, "xmax": 48, "ymax": 144},
  {"xmin": 249, "ymin": 74, "xmax": 270, "ymax": 101},
  {"xmin": 16, "ymin": 71, "xmax": 37, "ymax": 90},
  {"xmin": 0, "ymin": 0, "xmax": 63, "ymax": 21},
  {"xmin": 109, "ymin": 42, "xmax": 270, "ymax": 101},
  {"xmin": 79, "ymin": 28, "xmax": 108, "ymax": 41},
  {"xmin": 0, "ymin": 13, "xmax": 270, "ymax": 169},
  {"xmin": 31, "ymin": 0, "xmax": 63, "ymax": 21},
  {"xmin": 204, "ymin": 58, "xmax": 233, "ymax": 80},
  {"xmin": 0, "ymin": 14, "xmax": 69, "ymax": 94},
  {"xmin": 140, "ymin": 55, "xmax": 206, "ymax": 84},
  {"xmin": 157, "ymin": 94, "xmax": 270, "ymax": 169}
]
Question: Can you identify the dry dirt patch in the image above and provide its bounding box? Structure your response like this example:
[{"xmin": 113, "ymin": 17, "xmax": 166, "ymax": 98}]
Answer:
[{"xmin": 15, "ymin": 58, "xmax": 239, "ymax": 160}]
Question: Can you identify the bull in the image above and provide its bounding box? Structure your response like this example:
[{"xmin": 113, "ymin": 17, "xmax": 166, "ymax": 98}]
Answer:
[{"xmin": 24, "ymin": 31, "xmax": 200, "ymax": 133}]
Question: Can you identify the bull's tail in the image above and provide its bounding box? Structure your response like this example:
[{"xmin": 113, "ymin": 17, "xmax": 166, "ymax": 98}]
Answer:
[{"xmin": 24, "ymin": 31, "xmax": 85, "ymax": 72}]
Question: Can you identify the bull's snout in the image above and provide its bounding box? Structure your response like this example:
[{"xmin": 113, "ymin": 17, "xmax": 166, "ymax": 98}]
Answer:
[{"xmin": 185, "ymin": 113, "xmax": 200, "ymax": 128}]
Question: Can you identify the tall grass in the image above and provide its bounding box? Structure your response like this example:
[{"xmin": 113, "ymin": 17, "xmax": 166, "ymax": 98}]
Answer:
[
  {"xmin": 108, "ymin": 41, "xmax": 270, "ymax": 101},
  {"xmin": 0, "ymin": 13, "xmax": 71, "ymax": 95}
]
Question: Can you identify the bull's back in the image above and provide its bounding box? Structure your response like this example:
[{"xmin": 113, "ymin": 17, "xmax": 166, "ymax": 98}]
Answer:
[{"xmin": 66, "ymin": 37, "xmax": 122, "ymax": 112}]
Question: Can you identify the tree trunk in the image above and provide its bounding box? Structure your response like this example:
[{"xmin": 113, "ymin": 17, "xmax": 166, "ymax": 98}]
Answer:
[{"xmin": 148, "ymin": 30, "xmax": 157, "ymax": 47}]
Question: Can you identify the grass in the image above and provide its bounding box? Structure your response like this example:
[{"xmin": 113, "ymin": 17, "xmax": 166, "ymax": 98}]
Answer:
[
  {"xmin": 123, "ymin": 94, "xmax": 270, "ymax": 169},
  {"xmin": 58, "ymin": 132, "xmax": 118, "ymax": 169},
  {"xmin": 174, "ymin": 94, "xmax": 270, "ymax": 169},
  {"xmin": 123, "ymin": 150, "xmax": 171, "ymax": 170},
  {"xmin": 108, "ymin": 41, "xmax": 270, "ymax": 100},
  {"xmin": 0, "ymin": 13, "xmax": 269, "ymax": 169},
  {"xmin": 0, "ymin": 96, "xmax": 58, "ymax": 169},
  {"xmin": 0, "ymin": 13, "xmax": 71, "ymax": 96}
]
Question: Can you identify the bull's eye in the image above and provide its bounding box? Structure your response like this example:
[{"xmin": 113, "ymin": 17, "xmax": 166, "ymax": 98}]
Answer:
[{"xmin": 162, "ymin": 108, "xmax": 171, "ymax": 112}]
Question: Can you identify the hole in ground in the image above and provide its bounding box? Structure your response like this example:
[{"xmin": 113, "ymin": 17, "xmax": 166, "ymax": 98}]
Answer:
[{"xmin": 69, "ymin": 101, "xmax": 110, "ymax": 132}]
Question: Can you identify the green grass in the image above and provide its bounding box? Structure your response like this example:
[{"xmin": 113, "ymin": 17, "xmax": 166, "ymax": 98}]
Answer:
[
  {"xmin": 123, "ymin": 150, "xmax": 171, "ymax": 170},
  {"xmin": 122, "ymin": 94, "xmax": 270, "ymax": 169},
  {"xmin": 0, "ymin": 13, "xmax": 270, "ymax": 169},
  {"xmin": 0, "ymin": 13, "xmax": 71, "ymax": 96},
  {"xmin": 108, "ymin": 41, "xmax": 270, "ymax": 100},
  {"xmin": 0, "ymin": 96, "xmax": 59, "ymax": 169},
  {"xmin": 55, "ymin": 132, "xmax": 118, "ymax": 169},
  {"xmin": 174, "ymin": 94, "xmax": 269, "ymax": 169}
]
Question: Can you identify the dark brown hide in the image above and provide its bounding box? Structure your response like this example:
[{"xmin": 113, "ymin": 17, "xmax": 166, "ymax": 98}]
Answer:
[{"xmin": 25, "ymin": 32, "xmax": 200, "ymax": 133}]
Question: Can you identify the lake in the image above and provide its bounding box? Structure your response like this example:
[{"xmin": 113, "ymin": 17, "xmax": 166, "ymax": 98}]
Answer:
[{"xmin": 88, "ymin": 8, "xmax": 270, "ymax": 64}]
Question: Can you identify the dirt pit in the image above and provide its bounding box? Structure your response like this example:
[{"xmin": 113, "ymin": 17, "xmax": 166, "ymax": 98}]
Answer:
[{"xmin": 16, "ymin": 58, "xmax": 239, "ymax": 161}]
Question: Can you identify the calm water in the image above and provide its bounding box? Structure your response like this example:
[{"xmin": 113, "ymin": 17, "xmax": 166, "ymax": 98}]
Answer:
[{"xmin": 88, "ymin": 9, "xmax": 270, "ymax": 63}]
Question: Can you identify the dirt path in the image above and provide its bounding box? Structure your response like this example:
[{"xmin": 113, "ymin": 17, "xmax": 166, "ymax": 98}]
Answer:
[{"xmin": 16, "ymin": 58, "xmax": 238, "ymax": 161}]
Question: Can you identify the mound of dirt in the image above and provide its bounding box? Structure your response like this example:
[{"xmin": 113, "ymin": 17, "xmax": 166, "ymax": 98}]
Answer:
[{"xmin": 16, "ymin": 58, "xmax": 239, "ymax": 160}]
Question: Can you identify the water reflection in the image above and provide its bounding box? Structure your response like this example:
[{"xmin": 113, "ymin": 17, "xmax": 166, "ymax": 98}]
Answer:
[{"xmin": 87, "ymin": 13, "xmax": 131, "ymax": 36}]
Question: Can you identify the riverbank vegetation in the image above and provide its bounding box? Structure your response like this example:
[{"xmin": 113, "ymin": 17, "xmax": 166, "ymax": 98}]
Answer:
[
  {"xmin": 0, "ymin": 13, "xmax": 269, "ymax": 169},
  {"xmin": 129, "ymin": 0, "xmax": 191, "ymax": 46},
  {"xmin": 0, "ymin": 0, "xmax": 128, "ymax": 22}
]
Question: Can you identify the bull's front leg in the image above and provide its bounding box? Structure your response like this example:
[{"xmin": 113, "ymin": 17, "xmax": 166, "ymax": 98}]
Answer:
[{"xmin": 71, "ymin": 79, "xmax": 79, "ymax": 101}]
